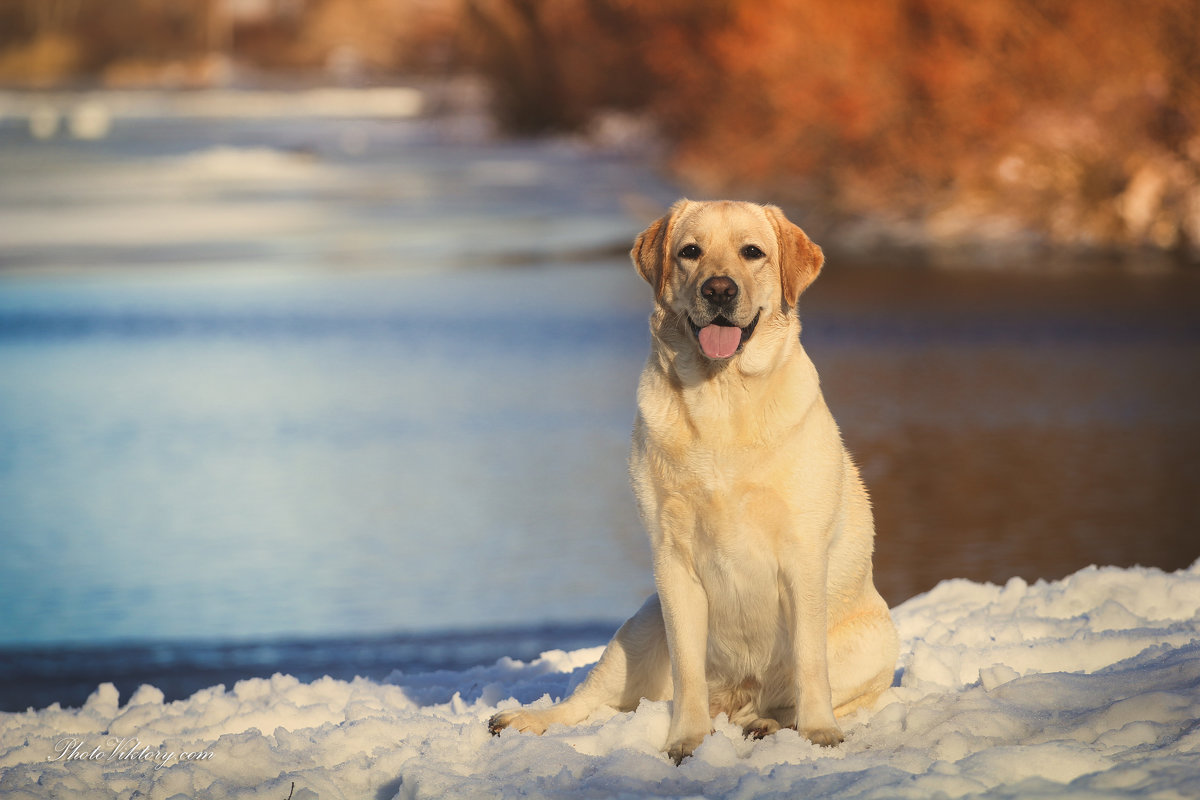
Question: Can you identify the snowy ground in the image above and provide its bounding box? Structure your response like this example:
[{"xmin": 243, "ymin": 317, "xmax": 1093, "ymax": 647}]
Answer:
[{"xmin": 2, "ymin": 562, "xmax": 1198, "ymax": 799}]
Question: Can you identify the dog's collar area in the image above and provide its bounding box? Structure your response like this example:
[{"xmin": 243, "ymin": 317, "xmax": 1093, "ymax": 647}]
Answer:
[{"xmin": 687, "ymin": 308, "xmax": 762, "ymax": 358}]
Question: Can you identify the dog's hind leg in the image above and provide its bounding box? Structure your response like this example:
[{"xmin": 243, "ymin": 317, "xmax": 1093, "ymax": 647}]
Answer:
[
  {"xmin": 829, "ymin": 592, "xmax": 900, "ymax": 717},
  {"xmin": 489, "ymin": 594, "xmax": 671, "ymax": 735}
]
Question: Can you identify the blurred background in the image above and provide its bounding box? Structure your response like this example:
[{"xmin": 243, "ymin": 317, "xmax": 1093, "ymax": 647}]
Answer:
[{"xmin": 0, "ymin": 0, "xmax": 1197, "ymax": 710}]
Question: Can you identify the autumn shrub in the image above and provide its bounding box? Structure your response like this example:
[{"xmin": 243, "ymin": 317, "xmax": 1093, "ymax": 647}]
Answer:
[
  {"xmin": 465, "ymin": 0, "xmax": 1200, "ymax": 259},
  {"xmin": 0, "ymin": 0, "xmax": 463, "ymax": 85}
]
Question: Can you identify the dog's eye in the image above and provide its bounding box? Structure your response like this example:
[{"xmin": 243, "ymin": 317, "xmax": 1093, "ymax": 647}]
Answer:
[
  {"xmin": 741, "ymin": 244, "xmax": 766, "ymax": 260},
  {"xmin": 678, "ymin": 244, "xmax": 702, "ymax": 260}
]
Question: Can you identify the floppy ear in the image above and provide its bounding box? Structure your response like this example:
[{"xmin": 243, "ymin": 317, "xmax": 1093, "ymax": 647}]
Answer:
[
  {"xmin": 631, "ymin": 199, "xmax": 687, "ymax": 301},
  {"xmin": 765, "ymin": 204, "xmax": 824, "ymax": 308}
]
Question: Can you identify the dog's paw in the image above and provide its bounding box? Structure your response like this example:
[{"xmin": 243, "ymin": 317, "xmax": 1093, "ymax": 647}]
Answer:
[
  {"xmin": 801, "ymin": 725, "xmax": 844, "ymax": 747},
  {"xmin": 665, "ymin": 730, "xmax": 709, "ymax": 765},
  {"xmin": 743, "ymin": 718, "xmax": 782, "ymax": 740},
  {"xmin": 488, "ymin": 709, "xmax": 549, "ymax": 736},
  {"xmin": 487, "ymin": 711, "xmax": 515, "ymax": 736}
]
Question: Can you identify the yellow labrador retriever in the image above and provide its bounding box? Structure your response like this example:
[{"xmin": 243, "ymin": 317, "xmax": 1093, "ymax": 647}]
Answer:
[{"xmin": 490, "ymin": 199, "xmax": 898, "ymax": 763}]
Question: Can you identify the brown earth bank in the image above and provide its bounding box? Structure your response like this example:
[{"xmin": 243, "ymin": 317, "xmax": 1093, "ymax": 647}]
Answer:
[{"xmin": 2, "ymin": 0, "xmax": 1197, "ymax": 266}]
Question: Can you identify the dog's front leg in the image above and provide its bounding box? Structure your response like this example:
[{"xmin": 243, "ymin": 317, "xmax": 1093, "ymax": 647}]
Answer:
[
  {"xmin": 656, "ymin": 555, "xmax": 710, "ymax": 764},
  {"xmin": 782, "ymin": 546, "xmax": 843, "ymax": 746}
]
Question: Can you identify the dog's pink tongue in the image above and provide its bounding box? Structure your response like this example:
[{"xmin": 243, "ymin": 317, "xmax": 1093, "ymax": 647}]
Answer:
[{"xmin": 698, "ymin": 324, "xmax": 742, "ymax": 359}]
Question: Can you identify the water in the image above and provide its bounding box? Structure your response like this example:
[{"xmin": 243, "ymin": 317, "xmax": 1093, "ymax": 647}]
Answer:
[
  {"xmin": 804, "ymin": 267, "xmax": 1200, "ymax": 603},
  {"xmin": 0, "ymin": 267, "xmax": 655, "ymax": 644},
  {"xmin": 1, "ymin": 93, "xmax": 1197, "ymax": 710}
]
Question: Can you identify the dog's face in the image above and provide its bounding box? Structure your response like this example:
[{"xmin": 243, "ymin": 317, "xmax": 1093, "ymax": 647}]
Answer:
[{"xmin": 632, "ymin": 200, "xmax": 824, "ymax": 366}]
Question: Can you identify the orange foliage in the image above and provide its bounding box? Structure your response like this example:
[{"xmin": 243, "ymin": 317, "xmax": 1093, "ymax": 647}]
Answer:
[
  {"xmin": 0, "ymin": 0, "xmax": 463, "ymax": 84},
  {"xmin": 467, "ymin": 0, "xmax": 1200, "ymax": 258}
]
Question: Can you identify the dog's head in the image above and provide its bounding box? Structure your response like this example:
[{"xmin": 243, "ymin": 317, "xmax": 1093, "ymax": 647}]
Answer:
[{"xmin": 631, "ymin": 199, "xmax": 824, "ymax": 365}]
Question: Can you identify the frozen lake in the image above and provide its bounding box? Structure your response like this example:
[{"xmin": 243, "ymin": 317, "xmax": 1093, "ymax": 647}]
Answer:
[{"xmin": 1, "ymin": 90, "xmax": 1197, "ymax": 710}]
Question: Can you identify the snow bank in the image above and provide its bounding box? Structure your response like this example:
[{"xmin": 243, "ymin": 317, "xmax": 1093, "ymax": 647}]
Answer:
[
  {"xmin": 0, "ymin": 88, "xmax": 424, "ymax": 128},
  {"xmin": 2, "ymin": 562, "xmax": 1198, "ymax": 799}
]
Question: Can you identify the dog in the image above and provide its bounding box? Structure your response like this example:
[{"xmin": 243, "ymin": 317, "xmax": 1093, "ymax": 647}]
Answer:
[{"xmin": 489, "ymin": 199, "xmax": 899, "ymax": 764}]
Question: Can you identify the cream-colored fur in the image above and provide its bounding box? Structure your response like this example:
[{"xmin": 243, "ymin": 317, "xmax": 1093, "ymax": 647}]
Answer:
[{"xmin": 489, "ymin": 200, "xmax": 899, "ymax": 763}]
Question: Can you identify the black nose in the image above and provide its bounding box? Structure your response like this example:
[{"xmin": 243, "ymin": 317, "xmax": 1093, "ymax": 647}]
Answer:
[{"xmin": 701, "ymin": 275, "xmax": 739, "ymax": 304}]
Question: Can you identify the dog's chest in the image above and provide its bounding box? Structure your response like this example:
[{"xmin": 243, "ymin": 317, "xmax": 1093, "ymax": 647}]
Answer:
[
  {"xmin": 640, "ymin": 400, "xmax": 802, "ymax": 677},
  {"xmin": 693, "ymin": 518, "xmax": 789, "ymax": 679}
]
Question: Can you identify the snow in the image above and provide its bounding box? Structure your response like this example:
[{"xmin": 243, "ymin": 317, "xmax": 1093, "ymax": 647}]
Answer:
[
  {"xmin": 2, "ymin": 562, "xmax": 1198, "ymax": 799},
  {"xmin": 0, "ymin": 88, "xmax": 425, "ymax": 128}
]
